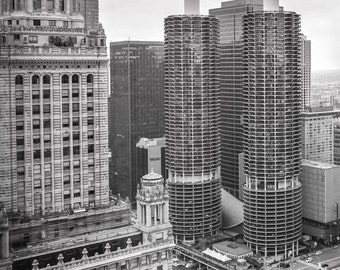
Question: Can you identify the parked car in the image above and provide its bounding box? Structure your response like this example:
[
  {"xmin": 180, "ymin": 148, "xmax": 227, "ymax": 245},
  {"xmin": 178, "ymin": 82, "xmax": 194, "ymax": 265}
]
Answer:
[
  {"xmin": 306, "ymin": 258, "xmax": 313, "ymax": 263},
  {"xmin": 316, "ymin": 251, "xmax": 323, "ymax": 255}
]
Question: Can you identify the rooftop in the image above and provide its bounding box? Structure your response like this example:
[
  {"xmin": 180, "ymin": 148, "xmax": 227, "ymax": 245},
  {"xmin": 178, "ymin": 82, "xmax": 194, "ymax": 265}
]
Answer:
[
  {"xmin": 302, "ymin": 159, "xmax": 339, "ymax": 170},
  {"xmin": 213, "ymin": 240, "xmax": 252, "ymax": 257}
]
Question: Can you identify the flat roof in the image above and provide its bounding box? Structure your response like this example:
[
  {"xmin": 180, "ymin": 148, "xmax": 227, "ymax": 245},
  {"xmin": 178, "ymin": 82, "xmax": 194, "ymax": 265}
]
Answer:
[
  {"xmin": 213, "ymin": 240, "xmax": 252, "ymax": 256},
  {"xmin": 302, "ymin": 159, "xmax": 339, "ymax": 170}
]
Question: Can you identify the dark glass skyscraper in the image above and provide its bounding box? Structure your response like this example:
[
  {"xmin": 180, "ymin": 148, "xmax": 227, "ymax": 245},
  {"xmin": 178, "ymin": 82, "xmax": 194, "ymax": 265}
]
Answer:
[
  {"xmin": 242, "ymin": 11, "xmax": 302, "ymax": 257},
  {"xmin": 164, "ymin": 10, "xmax": 222, "ymax": 242},
  {"xmin": 210, "ymin": 0, "xmax": 265, "ymax": 198},
  {"xmin": 109, "ymin": 41, "xmax": 164, "ymax": 203}
]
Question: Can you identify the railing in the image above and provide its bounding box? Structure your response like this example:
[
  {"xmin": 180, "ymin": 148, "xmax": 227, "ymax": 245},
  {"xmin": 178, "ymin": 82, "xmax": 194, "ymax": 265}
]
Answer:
[{"xmin": 0, "ymin": 25, "xmax": 87, "ymax": 34}]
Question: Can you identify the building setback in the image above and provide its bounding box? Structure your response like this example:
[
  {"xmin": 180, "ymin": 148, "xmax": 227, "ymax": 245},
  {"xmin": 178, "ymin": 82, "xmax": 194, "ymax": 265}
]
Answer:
[
  {"xmin": 242, "ymin": 11, "xmax": 302, "ymax": 257},
  {"xmin": 164, "ymin": 1, "xmax": 222, "ymax": 243},
  {"xmin": 109, "ymin": 41, "xmax": 164, "ymax": 203}
]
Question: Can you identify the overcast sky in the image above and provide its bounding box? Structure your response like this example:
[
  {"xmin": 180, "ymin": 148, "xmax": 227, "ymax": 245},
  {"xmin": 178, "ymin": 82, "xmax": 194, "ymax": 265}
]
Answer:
[{"xmin": 99, "ymin": 0, "xmax": 340, "ymax": 71}]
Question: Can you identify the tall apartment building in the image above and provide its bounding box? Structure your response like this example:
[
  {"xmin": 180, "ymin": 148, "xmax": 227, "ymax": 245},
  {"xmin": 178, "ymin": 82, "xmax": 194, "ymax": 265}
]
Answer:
[
  {"xmin": 164, "ymin": 0, "xmax": 222, "ymax": 243},
  {"xmin": 301, "ymin": 35, "xmax": 311, "ymax": 111},
  {"xmin": 209, "ymin": 0, "xmax": 271, "ymax": 198},
  {"xmin": 109, "ymin": 41, "xmax": 164, "ymax": 203},
  {"xmin": 334, "ymin": 120, "xmax": 340, "ymax": 165},
  {"xmin": 242, "ymin": 11, "xmax": 302, "ymax": 257},
  {"xmin": 79, "ymin": 0, "xmax": 99, "ymax": 33},
  {"xmin": 302, "ymin": 110, "xmax": 334, "ymax": 164}
]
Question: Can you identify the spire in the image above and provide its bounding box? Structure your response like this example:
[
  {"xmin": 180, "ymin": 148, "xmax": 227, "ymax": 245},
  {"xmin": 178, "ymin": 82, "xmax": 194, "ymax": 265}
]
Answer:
[{"xmin": 184, "ymin": 0, "xmax": 200, "ymax": 15}]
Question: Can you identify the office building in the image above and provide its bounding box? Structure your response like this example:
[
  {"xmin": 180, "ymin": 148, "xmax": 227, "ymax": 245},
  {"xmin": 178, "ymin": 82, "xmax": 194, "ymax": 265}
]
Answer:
[
  {"xmin": 334, "ymin": 120, "xmax": 340, "ymax": 165},
  {"xmin": 301, "ymin": 35, "xmax": 311, "ymax": 111},
  {"xmin": 136, "ymin": 137, "xmax": 166, "ymax": 180},
  {"xmin": 242, "ymin": 11, "xmax": 302, "ymax": 257},
  {"xmin": 109, "ymin": 41, "xmax": 164, "ymax": 203},
  {"xmin": 302, "ymin": 110, "xmax": 334, "ymax": 164},
  {"xmin": 300, "ymin": 160, "xmax": 340, "ymax": 245},
  {"xmin": 79, "ymin": 0, "xmax": 99, "ymax": 33},
  {"xmin": 164, "ymin": 0, "xmax": 222, "ymax": 243},
  {"xmin": 209, "ymin": 0, "xmax": 268, "ymax": 198}
]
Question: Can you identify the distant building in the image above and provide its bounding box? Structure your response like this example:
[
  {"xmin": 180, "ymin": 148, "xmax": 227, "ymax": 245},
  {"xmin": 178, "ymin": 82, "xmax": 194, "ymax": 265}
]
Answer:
[
  {"xmin": 334, "ymin": 120, "xmax": 340, "ymax": 165},
  {"xmin": 79, "ymin": 0, "xmax": 99, "ymax": 33},
  {"xmin": 136, "ymin": 137, "xmax": 166, "ymax": 180},
  {"xmin": 109, "ymin": 41, "xmax": 164, "ymax": 203},
  {"xmin": 300, "ymin": 160, "xmax": 340, "ymax": 245},
  {"xmin": 302, "ymin": 110, "xmax": 334, "ymax": 164},
  {"xmin": 301, "ymin": 35, "xmax": 311, "ymax": 111}
]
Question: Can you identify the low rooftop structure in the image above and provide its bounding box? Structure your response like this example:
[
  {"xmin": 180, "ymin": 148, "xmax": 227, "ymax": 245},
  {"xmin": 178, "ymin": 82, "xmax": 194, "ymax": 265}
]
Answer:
[{"xmin": 212, "ymin": 241, "xmax": 253, "ymax": 260}]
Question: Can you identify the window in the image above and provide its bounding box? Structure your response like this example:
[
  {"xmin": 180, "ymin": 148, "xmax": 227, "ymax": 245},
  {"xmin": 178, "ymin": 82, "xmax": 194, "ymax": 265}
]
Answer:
[
  {"xmin": 63, "ymin": 175, "xmax": 70, "ymax": 184},
  {"xmin": 47, "ymin": 0, "xmax": 54, "ymax": 11},
  {"xmin": 72, "ymin": 118, "xmax": 79, "ymax": 127},
  {"xmin": 16, "ymin": 136, "xmax": 24, "ymax": 146},
  {"xmin": 88, "ymin": 144, "xmax": 94, "ymax": 153},
  {"xmin": 33, "ymin": 134, "xmax": 40, "ymax": 144},
  {"xmin": 88, "ymin": 130, "xmax": 94, "ymax": 140},
  {"xmin": 44, "ymin": 148, "xmax": 51, "ymax": 159},
  {"xmin": 43, "ymin": 89, "xmax": 50, "ymax": 99},
  {"xmin": 88, "ymin": 188, "xmax": 95, "ymax": 195},
  {"xmin": 62, "ymin": 118, "xmax": 69, "ymax": 127},
  {"xmin": 17, "ymin": 166, "xmax": 25, "ymax": 176},
  {"xmin": 87, "ymin": 74, "xmax": 93, "ymax": 83},
  {"xmin": 33, "ymin": 164, "xmax": 41, "ymax": 175},
  {"xmin": 34, "ymin": 179, "xmax": 41, "ymax": 188},
  {"xmin": 15, "ymin": 90, "xmax": 23, "ymax": 100},
  {"xmin": 45, "ymin": 163, "xmax": 52, "ymax": 175},
  {"xmin": 87, "ymin": 88, "xmax": 93, "ymax": 98},
  {"xmin": 33, "ymin": 20, "xmax": 40, "ymax": 26},
  {"xmin": 15, "ymin": 75, "xmax": 23, "ymax": 85},
  {"xmin": 33, "ymin": 0, "xmax": 41, "ymax": 10},
  {"xmin": 88, "ymin": 158, "xmax": 94, "ymax": 168},
  {"xmin": 59, "ymin": 0, "xmax": 64, "ymax": 11},
  {"xmin": 62, "ymin": 75, "xmax": 69, "ymax": 84},
  {"xmin": 32, "ymin": 90, "xmax": 40, "ymax": 99},
  {"xmin": 87, "ymin": 102, "xmax": 94, "ymax": 112},
  {"xmin": 33, "ymin": 149, "xmax": 41, "ymax": 159},
  {"xmin": 72, "ymin": 74, "xmax": 79, "ymax": 84},
  {"xmin": 74, "ymin": 160, "xmax": 80, "ymax": 169},
  {"xmin": 33, "ymin": 119, "xmax": 40, "ymax": 129},
  {"xmin": 63, "ymin": 161, "xmax": 70, "ymax": 170},
  {"xmin": 62, "ymin": 89, "xmax": 69, "ymax": 99},
  {"xmin": 43, "ymin": 104, "xmax": 50, "ymax": 114},
  {"xmin": 64, "ymin": 192, "xmax": 71, "ymax": 200},
  {"xmin": 72, "ymin": 88, "xmax": 79, "ymax": 98},
  {"xmin": 87, "ymin": 117, "xmax": 94, "ymax": 126},
  {"xmin": 43, "ymin": 75, "xmax": 50, "ymax": 84},
  {"xmin": 73, "ymin": 132, "xmax": 80, "ymax": 141},
  {"xmin": 62, "ymin": 104, "xmax": 69, "ymax": 113},
  {"xmin": 16, "ymin": 121, "xmax": 24, "ymax": 131},
  {"xmin": 32, "ymin": 75, "xmax": 40, "ymax": 84},
  {"xmin": 43, "ymin": 120, "xmax": 51, "ymax": 129},
  {"xmin": 44, "ymin": 134, "xmax": 51, "ymax": 143},
  {"xmin": 63, "ymin": 147, "xmax": 70, "ymax": 156},
  {"xmin": 74, "ymin": 174, "xmax": 81, "ymax": 183},
  {"xmin": 13, "ymin": 34, "xmax": 20, "ymax": 41},
  {"xmin": 73, "ymin": 145, "xmax": 80, "ymax": 155},
  {"xmin": 45, "ymin": 177, "xmax": 52, "ymax": 188},
  {"xmin": 17, "ymin": 151, "xmax": 24, "ymax": 161},
  {"xmin": 63, "ymin": 21, "xmax": 69, "ymax": 27},
  {"xmin": 32, "ymin": 105, "xmax": 40, "ymax": 114},
  {"xmin": 29, "ymin": 35, "xmax": 38, "ymax": 43},
  {"xmin": 45, "ymin": 193, "xmax": 52, "ymax": 204},
  {"xmin": 8, "ymin": 20, "xmax": 12, "ymax": 26},
  {"xmin": 74, "ymin": 189, "xmax": 81, "ymax": 198},
  {"xmin": 16, "ymin": 106, "xmax": 24, "ymax": 116},
  {"xmin": 63, "ymin": 133, "xmax": 70, "ymax": 142},
  {"xmin": 72, "ymin": 103, "xmax": 79, "ymax": 112}
]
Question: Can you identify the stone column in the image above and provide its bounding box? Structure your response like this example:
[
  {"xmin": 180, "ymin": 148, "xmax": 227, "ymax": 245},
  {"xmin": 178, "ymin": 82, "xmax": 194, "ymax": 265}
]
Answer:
[
  {"xmin": 137, "ymin": 202, "xmax": 141, "ymax": 225},
  {"xmin": 41, "ymin": 0, "xmax": 46, "ymax": 12},
  {"xmin": 1, "ymin": 230, "xmax": 9, "ymax": 259},
  {"xmin": 65, "ymin": 0, "xmax": 70, "ymax": 14},
  {"xmin": 146, "ymin": 205, "xmax": 151, "ymax": 227},
  {"xmin": 159, "ymin": 204, "xmax": 163, "ymax": 224},
  {"xmin": 54, "ymin": 0, "xmax": 59, "ymax": 11},
  {"xmin": 27, "ymin": 0, "xmax": 33, "ymax": 13}
]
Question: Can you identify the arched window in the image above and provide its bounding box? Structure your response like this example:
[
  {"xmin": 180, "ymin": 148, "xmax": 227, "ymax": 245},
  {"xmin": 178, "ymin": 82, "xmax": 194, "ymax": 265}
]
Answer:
[
  {"xmin": 33, "ymin": 0, "xmax": 42, "ymax": 10},
  {"xmin": 59, "ymin": 0, "xmax": 65, "ymax": 11},
  {"xmin": 32, "ymin": 75, "xmax": 40, "ymax": 85},
  {"xmin": 87, "ymin": 74, "xmax": 93, "ymax": 84},
  {"xmin": 15, "ymin": 75, "xmax": 23, "ymax": 85},
  {"xmin": 46, "ymin": 0, "xmax": 54, "ymax": 11},
  {"xmin": 43, "ymin": 75, "xmax": 50, "ymax": 84},
  {"xmin": 62, "ymin": 74, "xmax": 69, "ymax": 84},
  {"xmin": 72, "ymin": 74, "xmax": 79, "ymax": 84}
]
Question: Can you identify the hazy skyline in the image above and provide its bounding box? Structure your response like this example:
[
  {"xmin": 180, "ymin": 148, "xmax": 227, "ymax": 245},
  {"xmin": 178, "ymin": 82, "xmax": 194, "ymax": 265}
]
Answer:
[{"xmin": 99, "ymin": 0, "xmax": 340, "ymax": 71}]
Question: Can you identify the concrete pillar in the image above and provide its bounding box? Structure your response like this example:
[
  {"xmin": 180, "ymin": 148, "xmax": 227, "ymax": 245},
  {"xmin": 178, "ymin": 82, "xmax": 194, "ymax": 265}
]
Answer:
[
  {"xmin": 137, "ymin": 203, "xmax": 141, "ymax": 225},
  {"xmin": 0, "ymin": 230, "xmax": 9, "ymax": 259},
  {"xmin": 27, "ymin": 0, "xmax": 33, "ymax": 13},
  {"xmin": 159, "ymin": 204, "xmax": 163, "ymax": 224},
  {"xmin": 164, "ymin": 201, "xmax": 169, "ymax": 223}
]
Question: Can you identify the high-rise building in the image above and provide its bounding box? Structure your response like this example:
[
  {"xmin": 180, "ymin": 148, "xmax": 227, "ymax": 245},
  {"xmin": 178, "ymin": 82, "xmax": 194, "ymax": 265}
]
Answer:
[
  {"xmin": 301, "ymin": 35, "xmax": 311, "ymax": 111},
  {"xmin": 242, "ymin": 11, "xmax": 302, "ymax": 257},
  {"xmin": 302, "ymin": 110, "xmax": 334, "ymax": 164},
  {"xmin": 79, "ymin": 0, "xmax": 99, "ymax": 33},
  {"xmin": 334, "ymin": 120, "xmax": 340, "ymax": 165},
  {"xmin": 209, "ymin": 0, "xmax": 266, "ymax": 198},
  {"xmin": 109, "ymin": 41, "xmax": 164, "ymax": 203},
  {"xmin": 164, "ymin": 0, "xmax": 222, "ymax": 243},
  {"xmin": 0, "ymin": 0, "xmax": 117, "ymax": 254}
]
